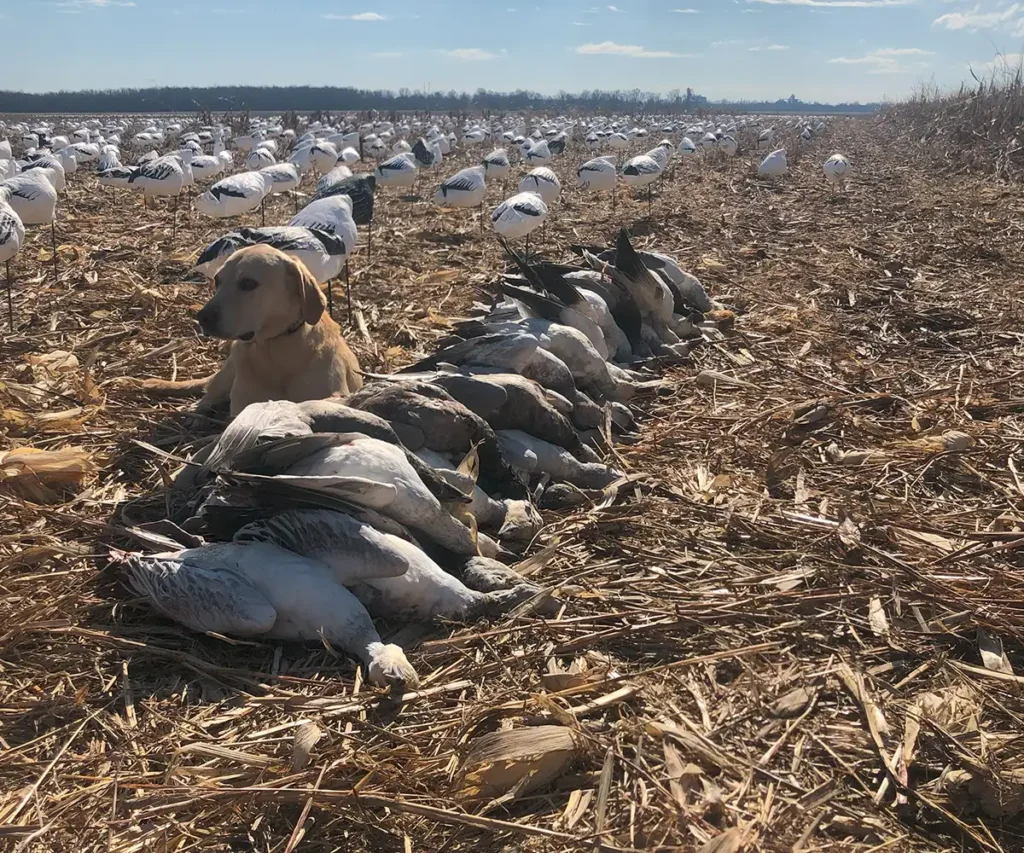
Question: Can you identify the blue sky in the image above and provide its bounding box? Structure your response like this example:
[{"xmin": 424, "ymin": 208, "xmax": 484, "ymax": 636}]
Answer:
[{"xmin": 3, "ymin": 0, "xmax": 1024, "ymax": 102}]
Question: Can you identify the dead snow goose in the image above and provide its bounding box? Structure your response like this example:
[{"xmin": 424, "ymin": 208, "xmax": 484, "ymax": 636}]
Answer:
[{"xmin": 123, "ymin": 542, "xmax": 419, "ymax": 687}]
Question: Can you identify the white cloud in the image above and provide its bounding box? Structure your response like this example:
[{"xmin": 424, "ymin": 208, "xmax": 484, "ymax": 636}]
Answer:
[
  {"xmin": 671, "ymin": 7, "xmax": 700, "ymax": 11},
  {"xmin": 749, "ymin": 43, "xmax": 790, "ymax": 51},
  {"xmin": 576, "ymin": 41, "xmax": 684, "ymax": 58},
  {"xmin": 828, "ymin": 47, "xmax": 933, "ymax": 73},
  {"xmin": 972, "ymin": 52, "xmax": 1024, "ymax": 73},
  {"xmin": 747, "ymin": 0, "xmax": 913, "ymax": 6},
  {"xmin": 444, "ymin": 48, "xmax": 501, "ymax": 60},
  {"xmin": 934, "ymin": 4, "xmax": 1024, "ymax": 35},
  {"xmin": 608, "ymin": 4, "xmax": 622, "ymax": 10},
  {"xmin": 322, "ymin": 11, "xmax": 387, "ymax": 20}
]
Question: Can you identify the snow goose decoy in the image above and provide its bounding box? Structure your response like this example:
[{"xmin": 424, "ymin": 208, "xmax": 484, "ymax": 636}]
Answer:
[
  {"xmin": 519, "ymin": 167, "xmax": 561, "ymax": 205},
  {"xmin": 0, "ymin": 192, "xmax": 24, "ymax": 328},
  {"xmin": 1, "ymin": 169, "xmax": 59, "ymax": 282},
  {"xmin": 197, "ymin": 170, "xmax": 275, "ymax": 225},
  {"xmin": 482, "ymin": 148, "xmax": 511, "ymax": 193},
  {"xmin": 434, "ymin": 165, "xmax": 487, "ymax": 230},
  {"xmin": 577, "ymin": 156, "xmax": 618, "ymax": 210},
  {"xmin": 823, "ymin": 153, "xmax": 850, "ymax": 193},
  {"xmin": 195, "ymin": 226, "xmax": 347, "ymax": 287},
  {"xmin": 621, "ymin": 154, "xmax": 662, "ymax": 218},
  {"xmin": 290, "ymin": 195, "xmax": 358, "ymax": 317},
  {"xmin": 524, "ymin": 139, "xmax": 553, "ymax": 166},
  {"xmin": 758, "ymin": 148, "xmax": 787, "ymax": 182},
  {"xmin": 491, "ymin": 191, "xmax": 547, "ymax": 261},
  {"xmin": 246, "ymin": 147, "xmax": 276, "ymax": 171},
  {"xmin": 260, "ymin": 162, "xmax": 302, "ymax": 212},
  {"xmin": 313, "ymin": 171, "xmax": 376, "ymax": 257}
]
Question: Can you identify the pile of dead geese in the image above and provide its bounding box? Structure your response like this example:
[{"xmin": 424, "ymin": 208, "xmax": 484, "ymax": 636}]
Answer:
[{"xmin": 121, "ymin": 228, "xmax": 732, "ymax": 689}]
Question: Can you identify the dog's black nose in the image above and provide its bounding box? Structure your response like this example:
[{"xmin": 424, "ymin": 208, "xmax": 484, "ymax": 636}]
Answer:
[{"xmin": 196, "ymin": 304, "xmax": 219, "ymax": 335}]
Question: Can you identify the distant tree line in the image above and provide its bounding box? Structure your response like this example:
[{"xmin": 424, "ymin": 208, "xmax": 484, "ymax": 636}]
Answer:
[{"xmin": 0, "ymin": 85, "xmax": 879, "ymax": 116}]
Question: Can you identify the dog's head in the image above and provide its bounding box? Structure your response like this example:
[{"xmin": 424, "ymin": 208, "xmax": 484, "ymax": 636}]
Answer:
[{"xmin": 196, "ymin": 244, "xmax": 326, "ymax": 342}]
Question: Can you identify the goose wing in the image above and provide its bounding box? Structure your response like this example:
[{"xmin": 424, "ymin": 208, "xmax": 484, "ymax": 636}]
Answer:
[{"xmin": 124, "ymin": 546, "xmax": 278, "ymax": 635}]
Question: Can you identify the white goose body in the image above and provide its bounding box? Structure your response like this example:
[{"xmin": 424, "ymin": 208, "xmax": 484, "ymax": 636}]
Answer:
[
  {"xmin": 240, "ymin": 509, "xmax": 526, "ymax": 622},
  {"xmin": 129, "ymin": 157, "xmax": 184, "ymax": 199},
  {"xmin": 524, "ymin": 139, "xmax": 552, "ymax": 166},
  {"xmin": 435, "ymin": 165, "xmax": 486, "ymax": 208},
  {"xmin": 123, "ymin": 541, "xmax": 418, "ymax": 687},
  {"xmin": 196, "ymin": 171, "xmax": 274, "ymax": 218},
  {"xmin": 482, "ymin": 148, "xmax": 511, "ymax": 181},
  {"xmin": 374, "ymin": 153, "xmax": 418, "ymax": 188},
  {"xmin": 261, "ymin": 162, "xmax": 301, "ymax": 194},
  {"xmin": 622, "ymin": 155, "xmax": 662, "ymax": 188},
  {"xmin": 519, "ymin": 167, "xmax": 561, "ymax": 204},
  {"xmin": 823, "ymin": 153, "xmax": 850, "ymax": 185},
  {"xmin": 491, "ymin": 191, "xmax": 547, "ymax": 239},
  {"xmin": 194, "ymin": 225, "xmax": 347, "ymax": 283},
  {"xmin": 289, "ymin": 196, "xmax": 357, "ymax": 268},
  {"xmin": 576, "ymin": 157, "xmax": 617, "ymax": 191},
  {"xmin": 758, "ymin": 148, "xmax": 788, "ymax": 178},
  {"xmin": 0, "ymin": 195, "xmax": 25, "ymax": 264},
  {"xmin": 246, "ymin": 148, "xmax": 276, "ymax": 170},
  {"xmin": 1, "ymin": 170, "xmax": 58, "ymax": 225}
]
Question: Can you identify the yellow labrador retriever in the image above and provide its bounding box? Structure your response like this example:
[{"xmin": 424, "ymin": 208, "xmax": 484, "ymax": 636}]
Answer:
[{"xmin": 141, "ymin": 244, "xmax": 362, "ymax": 416}]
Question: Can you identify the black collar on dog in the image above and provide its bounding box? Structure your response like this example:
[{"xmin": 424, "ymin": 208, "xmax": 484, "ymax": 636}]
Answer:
[{"xmin": 270, "ymin": 318, "xmax": 305, "ymax": 340}]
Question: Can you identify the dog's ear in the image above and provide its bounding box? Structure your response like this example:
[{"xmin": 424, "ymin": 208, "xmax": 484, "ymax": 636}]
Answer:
[{"xmin": 286, "ymin": 255, "xmax": 326, "ymax": 325}]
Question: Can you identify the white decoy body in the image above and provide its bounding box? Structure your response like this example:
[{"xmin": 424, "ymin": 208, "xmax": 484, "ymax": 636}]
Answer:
[
  {"xmin": 622, "ymin": 155, "xmax": 662, "ymax": 189},
  {"xmin": 129, "ymin": 157, "xmax": 185, "ymax": 204},
  {"xmin": 23, "ymin": 155, "xmax": 66, "ymax": 192},
  {"xmin": 823, "ymin": 153, "xmax": 850, "ymax": 191},
  {"xmin": 316, "ymin": 165, "xmax": 354, "ymax": 197},
  {"xmin": 374, "ymin": 154, "xmax": 417, "ymax": 188},
  {"xmin": 435, "ymin": 165, "xmax": 486, "ymax": 209},
  {"xmin": 482, "ymin": 149, "xmax": 511, "ymax": 183},
  {"xmin": 123, "ymin": 541, "xmax": 418, "ymax": 688},
  {"xmin": 246, "ymin": 148, "xmax": 276, "ymax": 170},
  {"xmin": 261, "ymin": 162, "xmax": 301, "ymax": 195},
  {"xmin": 519, "ymin": 167, "xmax": 561, "ymax": 204},
  {"xmin": 492, "ymin": 192, "xmax": 548, "ymax": 247},
  {"xmin": 290, "ymin": 196, "xmax": 358, "ymax": 261},
  {"xmin": 524, "ymin": 139, "xmax": 553, "ymax": 166},
  {"xmin": 576, "ymin": 157, "xmax": 617, "ymax": 192},
  {"xmin": 0, "ymin": 192, "xmax": 25, "ymax": 326},
  {"xmin": 1, "ymin": 169, "xmax": 58, "ymax": 225},
  {"xmin": 194, "ymin": 225, "xmax": 347, "ymax": 283},
  {"xmin": 309, "ymin": 142, "xmax": 339, "ymax": 173},
  {"xmin": 758, "ymin": 148, "xmax": 788, "ymax": 179},
  {"xmin": 196, "ymin": 171, "xmax": 274, "ymax": 219}
]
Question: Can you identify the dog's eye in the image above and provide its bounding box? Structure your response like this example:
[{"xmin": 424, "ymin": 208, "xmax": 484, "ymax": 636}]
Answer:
[{"xmin": 238, "ymin": 278, "xmax": 259, "ymax": 292}]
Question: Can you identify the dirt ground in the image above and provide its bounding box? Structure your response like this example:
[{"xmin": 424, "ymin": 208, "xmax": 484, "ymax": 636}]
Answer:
[{"xmin": 2, "ymin": 119, "xmax": 1024, "ymax": 852}]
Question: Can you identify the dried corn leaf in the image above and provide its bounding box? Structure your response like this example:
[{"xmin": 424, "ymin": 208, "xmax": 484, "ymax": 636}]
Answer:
[
  {"xmin": 291, "ymin": 722, "xmax": 323, "ymax": 772},
  {"xmin": 457, "ymin": 725, "xmax": 578, "ymax": 801},
  {"xmin": 0, "ymin": 446, "xmax": 97, "ymax": 502},
  {"xmin": 868, "ymin": 597, "xmax": 890, "ymax": 638}
]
